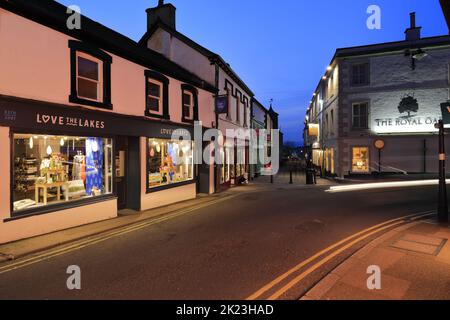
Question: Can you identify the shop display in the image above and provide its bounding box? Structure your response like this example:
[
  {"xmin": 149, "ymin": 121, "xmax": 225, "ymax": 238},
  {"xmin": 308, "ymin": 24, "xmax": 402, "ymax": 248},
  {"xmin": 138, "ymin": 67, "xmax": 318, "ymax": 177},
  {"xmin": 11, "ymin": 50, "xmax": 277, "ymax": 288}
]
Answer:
[
  {"xmin": 13, "ymin": 134, "xmax": 113, "ymax": 212},
  {"xmin": 352, "ymin": 147, "xmax": 370, "ymax": 173},
  {"xmin": 147, "ymin": 138, "xmax": 194, "ymax": 189},
  {"xmin": 14, "ymin": 156, "xmax": 38, "ymax": 194}
]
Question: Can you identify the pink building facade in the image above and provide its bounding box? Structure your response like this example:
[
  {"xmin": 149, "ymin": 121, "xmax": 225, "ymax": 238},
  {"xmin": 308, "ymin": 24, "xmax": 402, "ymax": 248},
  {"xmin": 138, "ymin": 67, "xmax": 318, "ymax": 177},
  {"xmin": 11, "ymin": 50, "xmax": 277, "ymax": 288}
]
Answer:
[{"xmin": 0, "ymin": 0, "xmax": 217, "ymax": 243}]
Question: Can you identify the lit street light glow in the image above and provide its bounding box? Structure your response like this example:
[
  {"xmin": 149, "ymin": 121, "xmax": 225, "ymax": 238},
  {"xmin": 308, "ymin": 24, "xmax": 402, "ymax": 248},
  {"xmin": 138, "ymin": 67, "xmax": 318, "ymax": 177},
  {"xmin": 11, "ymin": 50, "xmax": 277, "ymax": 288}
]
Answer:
[{"xmin": 326, "ymin": 179, "xmax": 450, "ymax": 193}]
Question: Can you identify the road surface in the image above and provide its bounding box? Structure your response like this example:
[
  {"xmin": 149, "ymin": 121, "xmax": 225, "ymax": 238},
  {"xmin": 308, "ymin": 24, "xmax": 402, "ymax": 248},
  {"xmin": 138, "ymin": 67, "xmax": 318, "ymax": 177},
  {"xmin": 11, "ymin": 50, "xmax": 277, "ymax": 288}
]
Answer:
[{"xmin": 0, "ymin": 181, "xmax": 438, "ymax": 300}]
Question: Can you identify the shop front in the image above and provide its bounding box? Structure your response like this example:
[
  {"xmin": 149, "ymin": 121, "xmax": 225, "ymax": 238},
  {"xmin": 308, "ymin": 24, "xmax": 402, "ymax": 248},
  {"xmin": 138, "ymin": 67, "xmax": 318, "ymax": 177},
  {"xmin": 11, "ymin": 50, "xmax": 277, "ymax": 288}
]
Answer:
[
  {"xmin": 141, "ymin": 126, "xmax": 198, "ymax": 210},
  {"xmin": 0, "ymin": 95, "xmax": 201, "ymax": 243}
]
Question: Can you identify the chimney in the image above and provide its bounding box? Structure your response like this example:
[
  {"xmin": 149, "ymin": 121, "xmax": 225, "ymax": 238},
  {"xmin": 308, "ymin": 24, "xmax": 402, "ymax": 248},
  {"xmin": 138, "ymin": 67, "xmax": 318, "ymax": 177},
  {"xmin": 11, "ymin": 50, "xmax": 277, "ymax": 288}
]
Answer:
[
  {"xmin": 405, "ymin": 12, "xmax": 422, "ymax": 41},
  {"xmin": 146, "ymin": 1, "xmax": 176, "ymax": 30}
]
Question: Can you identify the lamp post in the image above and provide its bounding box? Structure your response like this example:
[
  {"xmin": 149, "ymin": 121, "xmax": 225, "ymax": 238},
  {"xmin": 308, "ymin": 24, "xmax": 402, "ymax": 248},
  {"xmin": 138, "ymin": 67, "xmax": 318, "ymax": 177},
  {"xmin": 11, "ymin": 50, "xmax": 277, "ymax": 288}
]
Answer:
[
  {"xmin": 438, "ymin": 120, "xmax": 448, "ymax": 223},
  {"xmin": 374, "ymin": 139, "xmax": 385, "ymax": 174}
]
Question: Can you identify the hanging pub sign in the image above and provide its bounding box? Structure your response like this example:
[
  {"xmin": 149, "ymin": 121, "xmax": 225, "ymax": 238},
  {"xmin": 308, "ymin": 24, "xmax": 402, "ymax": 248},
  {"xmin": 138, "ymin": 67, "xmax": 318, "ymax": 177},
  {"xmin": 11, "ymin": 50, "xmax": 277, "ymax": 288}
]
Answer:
[
  {"xmin": 215, "ymin": 95, "xmax": 228, "ymax": 114},
  {"xmin": 440, "ymin": 101, "xmax": 450, "ymax": 125}
]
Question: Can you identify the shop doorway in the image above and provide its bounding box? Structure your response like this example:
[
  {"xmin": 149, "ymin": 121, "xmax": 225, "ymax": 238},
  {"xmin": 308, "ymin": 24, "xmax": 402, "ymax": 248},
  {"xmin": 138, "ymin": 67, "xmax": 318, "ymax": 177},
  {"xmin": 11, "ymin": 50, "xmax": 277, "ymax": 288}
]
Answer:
[
  {"xmin": 115, "ymin": 136, "xmax": 140, "ymax": 211},
  {"xmin": 198, "ymin": 141, "xmax": 211, "ymax": 194}
]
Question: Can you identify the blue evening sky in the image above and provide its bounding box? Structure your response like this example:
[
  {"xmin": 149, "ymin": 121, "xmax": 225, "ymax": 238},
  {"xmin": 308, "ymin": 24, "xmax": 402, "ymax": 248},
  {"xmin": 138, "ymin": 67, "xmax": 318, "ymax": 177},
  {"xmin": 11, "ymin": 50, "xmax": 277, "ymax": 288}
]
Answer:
[{"xmin": 58, "ymin": 0, "xmax": 448, "ymax": 145}]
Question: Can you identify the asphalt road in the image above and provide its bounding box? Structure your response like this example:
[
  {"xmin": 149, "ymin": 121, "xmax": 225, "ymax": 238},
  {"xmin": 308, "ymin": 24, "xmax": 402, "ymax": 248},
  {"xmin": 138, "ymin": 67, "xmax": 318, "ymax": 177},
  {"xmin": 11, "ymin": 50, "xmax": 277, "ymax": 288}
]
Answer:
[{"xmin": 0, "ymin": 183, "xmax": 439, "ymax": 300}]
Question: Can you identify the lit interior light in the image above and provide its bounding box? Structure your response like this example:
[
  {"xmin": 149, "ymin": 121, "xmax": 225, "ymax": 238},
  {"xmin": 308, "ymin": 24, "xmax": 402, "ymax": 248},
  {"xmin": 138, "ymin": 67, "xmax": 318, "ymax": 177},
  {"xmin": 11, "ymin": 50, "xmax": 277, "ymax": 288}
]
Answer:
[
  {"xmin": 46, "ymin": 145, "xmax": 52, "ymax": 156},
  {"xmin": 60, "ymin": 138, "xmax": 65, "ymax": 147},
  {"xmin": 92, "ymin": 140, "xmax": 99, "ymax": 152},
  {"xmin": 29, "ymin": 137, "xmax": 34, "ymax": 149}
]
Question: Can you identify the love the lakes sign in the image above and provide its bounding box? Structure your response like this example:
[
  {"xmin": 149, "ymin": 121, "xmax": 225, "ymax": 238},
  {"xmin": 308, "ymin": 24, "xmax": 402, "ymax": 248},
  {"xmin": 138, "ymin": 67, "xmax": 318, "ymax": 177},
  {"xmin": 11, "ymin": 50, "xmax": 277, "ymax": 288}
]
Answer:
[
  {"xmin": 0, "ymin": 95, "xmax": 193, "ymax": 139},
  {"xmin": 36, "ymin": 113, "xmax": 106, "ymax": 129}
]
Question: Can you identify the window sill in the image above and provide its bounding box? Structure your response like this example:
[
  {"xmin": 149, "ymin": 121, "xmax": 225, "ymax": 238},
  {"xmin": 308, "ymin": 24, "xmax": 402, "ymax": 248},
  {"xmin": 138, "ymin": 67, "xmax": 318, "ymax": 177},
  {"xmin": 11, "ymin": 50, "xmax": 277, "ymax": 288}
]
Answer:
[
  {"xmin": 146, "ymin": 180, "xmax": 196, "ymax": 194},
  {"xmin": 69, "ymin": 95, "xmax": 113, "ymax": 110},
  {"xmin": 181, "ymin": 118, "xmax": 196, "ymax": 124},
  {"xmin": 145, "ymin": 111, "xmax": 170, "ymax": 120},
  {"xmin": 5, "ymin": 194, "xmax": 117, "ymax": 223}
]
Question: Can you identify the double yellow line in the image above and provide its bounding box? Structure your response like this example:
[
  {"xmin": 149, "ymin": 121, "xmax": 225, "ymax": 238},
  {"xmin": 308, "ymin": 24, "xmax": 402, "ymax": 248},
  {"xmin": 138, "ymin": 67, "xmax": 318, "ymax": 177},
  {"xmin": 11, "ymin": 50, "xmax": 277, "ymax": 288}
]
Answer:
[
  {"xmin": 247, "ymin": 211, "xmax": 433, "ymax": 300},
  {"xmin": 0, "ymin": 194, "xmax": 239, "ymax": 275}
]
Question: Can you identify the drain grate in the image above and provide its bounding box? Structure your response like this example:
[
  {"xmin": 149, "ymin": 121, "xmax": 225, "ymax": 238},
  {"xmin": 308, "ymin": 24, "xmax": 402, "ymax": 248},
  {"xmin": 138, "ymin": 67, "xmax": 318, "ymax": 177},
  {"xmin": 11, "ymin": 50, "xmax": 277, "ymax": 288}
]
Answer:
[{"xmin": 390, "ymin": 233, "xmax": 447, "ymax": 256}]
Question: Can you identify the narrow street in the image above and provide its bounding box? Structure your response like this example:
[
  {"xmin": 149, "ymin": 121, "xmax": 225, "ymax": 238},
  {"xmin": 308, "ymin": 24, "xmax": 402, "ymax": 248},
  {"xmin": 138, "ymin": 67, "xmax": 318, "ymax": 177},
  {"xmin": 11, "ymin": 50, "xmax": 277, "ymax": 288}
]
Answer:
[{"xmin": 0, "ymin": 179, "xmax": 438, "ymax": 300}]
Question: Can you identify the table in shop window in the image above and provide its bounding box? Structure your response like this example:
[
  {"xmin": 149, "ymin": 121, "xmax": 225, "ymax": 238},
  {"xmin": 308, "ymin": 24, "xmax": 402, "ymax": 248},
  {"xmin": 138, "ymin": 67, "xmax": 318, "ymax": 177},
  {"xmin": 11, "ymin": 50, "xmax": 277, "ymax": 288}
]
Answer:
[{"xmin": 35, "ymin": 181, "xmax": 69, "ymax": 205}]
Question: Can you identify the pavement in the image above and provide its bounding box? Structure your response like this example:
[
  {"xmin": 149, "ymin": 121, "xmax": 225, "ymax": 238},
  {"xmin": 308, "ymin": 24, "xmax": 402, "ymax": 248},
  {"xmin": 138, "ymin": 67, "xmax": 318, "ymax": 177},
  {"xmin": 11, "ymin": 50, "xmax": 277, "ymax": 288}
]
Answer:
[
  {"xmin": 301, "ymin": 219, "xmax": 450, "ymax": 300},
  {"xmin": 0, "ymin": 187, "xmax": 242, "ymax": 262}
]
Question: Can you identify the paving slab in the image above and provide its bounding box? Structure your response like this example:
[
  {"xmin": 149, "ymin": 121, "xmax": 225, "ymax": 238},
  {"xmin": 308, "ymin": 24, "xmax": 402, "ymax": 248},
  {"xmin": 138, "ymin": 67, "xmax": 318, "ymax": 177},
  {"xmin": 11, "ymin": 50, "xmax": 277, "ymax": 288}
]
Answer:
[{"xmin": 302, "ymin": 220, "xmax": 450, "ymax": 300}]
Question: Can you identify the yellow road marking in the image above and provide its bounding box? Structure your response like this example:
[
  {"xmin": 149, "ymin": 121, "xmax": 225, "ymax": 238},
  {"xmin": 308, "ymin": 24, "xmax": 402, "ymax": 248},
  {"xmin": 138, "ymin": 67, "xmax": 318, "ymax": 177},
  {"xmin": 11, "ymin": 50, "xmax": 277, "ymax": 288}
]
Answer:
[
  {"xmin": 0, "ymin": 194, "xmax": 239, "ymax": 275},
  {"xmin": 268, "ymin": 221, "xmax": 403, "ymax": 300},
  {"xmin": 247, "ymin": 211, "xmax": 433, "ymax": 300}
]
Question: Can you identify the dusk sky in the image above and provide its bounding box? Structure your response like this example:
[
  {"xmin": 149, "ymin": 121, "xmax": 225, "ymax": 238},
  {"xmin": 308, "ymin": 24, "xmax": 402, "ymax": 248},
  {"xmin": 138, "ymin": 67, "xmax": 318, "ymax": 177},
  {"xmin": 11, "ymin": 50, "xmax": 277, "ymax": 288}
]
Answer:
[{"xmin": 58, "ymin": 0, "xmax": 448, "ymax": 145}]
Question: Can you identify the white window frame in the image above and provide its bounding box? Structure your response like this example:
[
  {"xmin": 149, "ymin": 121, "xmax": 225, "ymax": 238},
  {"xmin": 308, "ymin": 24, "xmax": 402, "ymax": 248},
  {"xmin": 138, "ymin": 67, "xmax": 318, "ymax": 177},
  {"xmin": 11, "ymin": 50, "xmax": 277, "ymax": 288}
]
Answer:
[
  {"xmin": 147, "ymin": 78, "xmax": 163, "ymax": 116},
  {"xmin": 76, "ymin": 51, "xmax": 103, "ymax": 102},
  {"xmin": 182, "ymin": 90, "xmax": 194, "ymax": 121}
]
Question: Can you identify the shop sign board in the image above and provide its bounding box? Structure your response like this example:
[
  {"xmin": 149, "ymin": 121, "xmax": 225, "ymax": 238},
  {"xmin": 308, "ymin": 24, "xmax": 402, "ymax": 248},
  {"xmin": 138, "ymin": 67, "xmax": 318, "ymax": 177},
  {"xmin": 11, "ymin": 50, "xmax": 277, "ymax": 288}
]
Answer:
[
  {"xmin": 215, "ymin": 95, "xmax": 228, "ymax": 114},
  {"xmin": 0, "ymin": 96, "xmax": 193, "ymax": 139}
]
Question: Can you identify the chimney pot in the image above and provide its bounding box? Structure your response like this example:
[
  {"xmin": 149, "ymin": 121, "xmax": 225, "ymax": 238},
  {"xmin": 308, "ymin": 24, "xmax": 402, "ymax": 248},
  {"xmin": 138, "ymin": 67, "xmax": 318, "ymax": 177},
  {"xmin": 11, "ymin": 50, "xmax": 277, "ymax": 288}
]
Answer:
[
  {"xmin": 146, "ymin": 2, "xmax": 176, "ymax": 30},
  {"xmin": 410, "ymin": 12, "xmax": 416, "ymax": 28},
  {"xmin": 405, "ymin": 12, "xmax": 421, "ymax": 41}
]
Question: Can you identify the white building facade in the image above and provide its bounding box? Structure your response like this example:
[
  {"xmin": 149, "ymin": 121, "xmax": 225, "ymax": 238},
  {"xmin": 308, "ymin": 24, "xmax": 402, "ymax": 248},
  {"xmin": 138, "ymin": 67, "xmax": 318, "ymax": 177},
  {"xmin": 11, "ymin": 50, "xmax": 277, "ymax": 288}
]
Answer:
[{"xmin": 304, "ymin": 14, "xmax": 450, "ymax": 178}]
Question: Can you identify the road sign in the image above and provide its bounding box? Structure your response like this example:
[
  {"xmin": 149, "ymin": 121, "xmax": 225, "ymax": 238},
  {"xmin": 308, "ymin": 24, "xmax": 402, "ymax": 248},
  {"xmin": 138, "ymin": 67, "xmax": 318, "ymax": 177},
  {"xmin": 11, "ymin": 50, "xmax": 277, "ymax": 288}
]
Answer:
[
  {"xmin": 440, "ymin": 101, "xmax": 450, "ymax": 125},
  {"xmin": 374, "ymin": 139, "xmax": 385, "ymax": 150}
]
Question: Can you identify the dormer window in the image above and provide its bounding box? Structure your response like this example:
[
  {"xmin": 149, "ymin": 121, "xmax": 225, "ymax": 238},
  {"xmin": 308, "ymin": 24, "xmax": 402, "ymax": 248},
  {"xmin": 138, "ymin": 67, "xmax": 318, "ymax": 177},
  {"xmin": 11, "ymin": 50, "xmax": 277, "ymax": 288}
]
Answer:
[{"xmin": 69, "ymin": 40, "xmax": 112, "ymax": 109}]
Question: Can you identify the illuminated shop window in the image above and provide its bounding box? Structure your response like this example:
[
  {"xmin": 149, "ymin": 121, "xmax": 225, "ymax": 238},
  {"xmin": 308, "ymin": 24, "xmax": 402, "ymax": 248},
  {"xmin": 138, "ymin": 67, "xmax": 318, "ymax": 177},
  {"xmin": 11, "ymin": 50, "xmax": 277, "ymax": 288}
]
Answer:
[
  {"xmin": 352, "ymin": 147, "xmax": 370, "ymax": 173},
  {"xmin": 13, "ymin": 134, "xmax": 113, "ymax": 213},
  {"xmin": 220, "ymin": 147, "xmax": 231, "ymax": 184},
  {"xmin": 330, "ymin": 148, "xmax": 335, "ymax": 174},
  {"xmin": 147, "ymin": 138, "xmax": 194, "ymax": 189}
]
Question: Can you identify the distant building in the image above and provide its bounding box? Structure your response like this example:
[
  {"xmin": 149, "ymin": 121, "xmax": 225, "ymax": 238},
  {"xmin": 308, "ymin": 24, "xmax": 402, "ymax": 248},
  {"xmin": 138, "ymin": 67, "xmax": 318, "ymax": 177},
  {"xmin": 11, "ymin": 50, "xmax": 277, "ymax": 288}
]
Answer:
[
  {"xmin": 250, "ymin": 99, "xmax": 281, "ymax": 178},
  {"xmin": 304, "ymin": 13, "xmax": 450, "ymax": 178}
]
